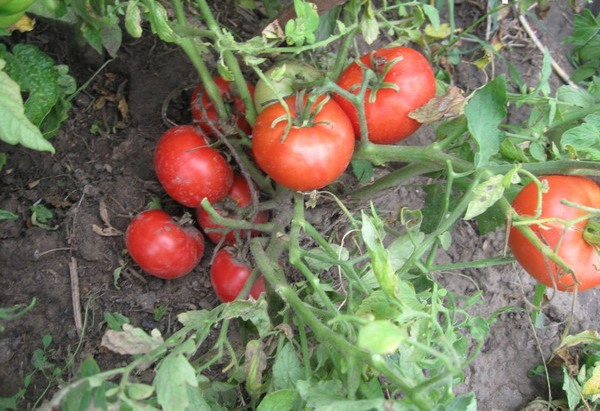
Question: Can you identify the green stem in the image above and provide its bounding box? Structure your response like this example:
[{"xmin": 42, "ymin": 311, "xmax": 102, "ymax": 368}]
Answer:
[
  {"xmin": 172, "ymin": 0, "xmax": 228, "ymax": 119},
  {"xmin": 490, "ymin": 160, "xmax": 600, "ymax": 177},
  {"xmin": 330, "ymin": 27, "xmax": 357, "ymax": 80},
  {"xmin": 199, "ymin": 198, "xmax": 275, "ymax": 231},
  {"xmin": 546, "ymin": 104, "xmax": 600, "ymax": 135},
  {"xmin": 194, "ymin": 0, "xmax": 257, "ymax": 125},
  {"xmin": 429, "ymin": 256, "xmax": 515, "ymax": 272},
  {"xmin": 353, "ymin": 142, "xmax": 474, "ymax": 171},
  {"xmin": 583, "ymin": 220, "xmax": 600, "ymax": 247}
]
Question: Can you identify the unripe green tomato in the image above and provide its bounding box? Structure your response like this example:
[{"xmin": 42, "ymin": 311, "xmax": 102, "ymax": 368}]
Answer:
[
  {"xmin": 254, "ymin": 61, "xmax": 322, "ymax": 113},
  {"xmin": 0, "ymin": 0, "xmax": 36, "ymax": 14},
  {"xmin": 0, "ymin": 10, "xmax": 24, "ymax": 27}
]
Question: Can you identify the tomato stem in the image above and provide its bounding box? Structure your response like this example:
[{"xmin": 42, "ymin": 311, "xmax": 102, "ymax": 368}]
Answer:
[{"xmin": 583, "ymin": 220, "xmax": 600, "ymax": 248}]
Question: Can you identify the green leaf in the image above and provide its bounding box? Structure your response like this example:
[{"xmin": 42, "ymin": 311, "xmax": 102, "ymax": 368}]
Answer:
[
  {"xmin": 257, "ymin": 389, "xmax": 300, "ymax": 411},
  {"xmin": 465, "ymin": 76, "xmax": 507, "ymax": 166},
  {"xmin": 127, "ymin": 383, "xmax": 155, "ymax": 400},
  {"xmin": 271, "ymin": 342, "xmax": 304, "ymax": 391},
  {"xmin": 0, "ymin": 59, "xmax": 54, "ymax": 153},
  {"xmin": 360, "ymin": 4, "xmax": 379, "ymax": 45},
  {"xmin": 358, "ymin": 320, "xmax": 406, "ymax": 355},
  {"xmin": 125, "ymin": 0, "xmax": 143, "ymax": 38},
  {"xmin": 304, "ymin": 244, "xmax": 349, "ymax": 272},
  {"xmin": 464, "ymin": 175, "xmax": 505, "ymax": 220},
  {"xmin": 560, "ymin": 120, "xmax": 600, "ymax": 160},
  {"xmin": 154, "ymin": 353, "xmax": 199, "ymax": 411},
  {"xmin": 296, "ymin": 380, "xmax": 346, "ymax": 407},
  {"xmin": 562, "ymin": 367, "xmax": 582, "ymax": 410},
  {"xmin": 582, "ymin": 365, "xmax": 600, "ymax": 395},
  {"xmin": 144, "ymin": 0, "xmax": 179, "ymax": 43},
  {"xmin": 387, "ymin": 231, "xmax": 424, "ymax": 272},
  {"xmin": 222, "ymin": 299, "xmax": 272, "ymax": 337},
  {"xmin": 361, "ymin": 212, "xmax": 397, "ymax": 298},
  {"xmin": 101, "ymin": 19, "xmax": 123, "ymax": 58},
  {"xmin": 351, "ymin": 159, "xmax": 373, "ymax": 183},
  {"xmin": 0, "ymin": 209, "xmax": 17, "ymax": 221},
  {"xmin": 285, "ymin": 0, "xmax": 319, "ymax": 46},
  {"xmin": 421, "ymin": 4, "xmax": 440, "ymax": 31},
  {"xmin": 356, "ymin": 290, "xmax": 402, "ymax": 320},
  {"xmin": 103, "ymin": 311, "xmax": 130, "ymax": 331}
]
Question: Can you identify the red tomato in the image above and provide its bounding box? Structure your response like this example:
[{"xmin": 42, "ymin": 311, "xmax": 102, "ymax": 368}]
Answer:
[
  {"xmin": 509, "ymin": 175, "xmax": 600, "ymax": 291},
  {"xmin": 154, "ymin": 125, "xmax": 233, "ymax": 207},
  {"xmin": 210, "ymin": 248, "xmax": 266, "ymax": 302},
  {"xmin": 251, "ymin": 95, "xmax": 355, "ymax": 191},
  {"xmin": 125, "ymin": 209, "xmax": 205, "ymax": 279},
  {"xmin": 333, "ymin": 46, "xmax": 436, "ymax": 144},
  {"xmin": 196, "ymin": 173, "xmax": 269, "ymax": 245},
  {"xmin": 191, "ymin": 77, "xmax": 254, "ymax": 136}
]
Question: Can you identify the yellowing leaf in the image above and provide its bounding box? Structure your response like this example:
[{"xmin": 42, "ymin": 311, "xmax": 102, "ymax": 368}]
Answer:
[
  {"xmin": 424, "ymin": 22, "xmax": 451, "ymax": 39},
  {"xmin": 12, "ymin": 15, "xmax": 35, "ymax": 32},
  {"xmin": 582, "ymin": 366, "xmax": 600, "ymax": 395}
]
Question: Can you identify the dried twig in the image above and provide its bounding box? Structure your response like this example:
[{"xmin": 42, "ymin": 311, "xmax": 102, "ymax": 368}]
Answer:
[
  {"xmin": 517, "ymin": 12, "xmax": 580, "ymax": 89},
  {"xmin": 69, "ymin": 257, "xmax": 83, "ymax": 336}
]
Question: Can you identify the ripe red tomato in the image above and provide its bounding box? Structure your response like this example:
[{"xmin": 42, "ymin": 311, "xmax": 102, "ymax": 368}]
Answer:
[
  {"xmin": 251, "ymin": 95, "xmax": 355, "ymax": 191},
  {"xmin": 125, "ymin": 209, "xmax": 205, "ymax": 279},
  {"xmin": 191, "ymin": 77, "xmax": 254, "ymax": 136},
  {"xmin": 196, "ymin": 173, "xmax": 269, "ymax": 245},
  {"xmin": 333, "ymin": 46, "xmax": 436, "ymax": 144},
  {"xmin": 509, "ymin": 175, "xmax": 600, "ymax": 291},
  {"xmin": 154, "ymin": 125, "xmax": 233, "ymax": 207},
  {"xmin": 210, "ymin": 248, "xmax": 266, "ymax": 302}
]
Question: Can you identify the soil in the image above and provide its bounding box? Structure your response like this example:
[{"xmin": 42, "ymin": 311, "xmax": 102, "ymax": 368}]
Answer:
[{"xmin": 0, "ymin": 2, "xmax": 596, "ymax": 410}]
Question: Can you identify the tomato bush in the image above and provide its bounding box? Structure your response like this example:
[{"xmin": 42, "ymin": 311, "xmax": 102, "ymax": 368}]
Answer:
[
  {"xmin": 191, "ymin": 76, "xmax": 254, "ymax": 136},
  {"xmin": 210, "ymin": 248, "xmax": 266, "ymax": 302},
  {"xmin": 333, "ymin": 46, "xmax": 436, "ymax": 144},
  {"xmin": 509, "ymin": 175, "xmax": 600, "ymax": 291},
  {"xmin": 251, "ymin": 95, "xmax": 355, "ymax": 191},
  {"xmin": 196, "ymin": 173, "xmax": 269, "ymax": 245},
  {"xmin": 154, "ymin": 125, "xmax": 233, "ymax": 207},
  {"xmin": 125, "ymin": 209, "xmax": 205, "ymax": 280}
]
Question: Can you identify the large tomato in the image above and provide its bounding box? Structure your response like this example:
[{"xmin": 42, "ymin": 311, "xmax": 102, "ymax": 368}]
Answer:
[
  {"xmin": 251, "ymin": 95, "xmax": 355, "ymax": 191},
  {"xmin": 509, "ymin": 175, "xmax": 600, "ymax": 291},
  {"xmin": 333, "ymin": 46, "xmax": 436, "ymax": 144},
  {"xmin": 210, "ymin": 248, "xmax": 266, "ymax": 302},
  {"xmin": 196, "ymin": 173, "xmax": 269, "ymax": 245},
  {"xmin": 191, "ymin": 76, "xmax": 254, "ymax": 136},
  {"xmin": 254, "ymin": 61, "xmax": 322, "ymax": 113},
  {"xmin": 154, "ymin": 125, "xmax": 233, "ymax": 207},
  {"xmin": 125, "ymin": 209, "xmax": 205, "ymax": 279}
]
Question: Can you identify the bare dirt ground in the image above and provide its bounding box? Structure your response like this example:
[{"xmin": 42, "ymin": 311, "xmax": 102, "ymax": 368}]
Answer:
[{"xmin": 0, "ymin": 2, "xmax": 595, "ymax": 410}]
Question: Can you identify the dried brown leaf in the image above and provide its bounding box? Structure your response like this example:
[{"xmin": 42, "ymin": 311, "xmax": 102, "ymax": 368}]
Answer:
[
  {"xmin": 92, "ymin": 224, "xmax": 123, "ymax": 237},
  {"xmin": 409, "ymin": 86, "xmax": 466, "ymax": 124}
]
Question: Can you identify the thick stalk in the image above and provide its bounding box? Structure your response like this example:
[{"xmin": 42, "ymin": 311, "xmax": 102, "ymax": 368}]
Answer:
[
  {"xmin": 194, "ymin": 0, "xmax": 257, "ymax": 125},
  {"xmin": 172, "ymin": 0, "xmax": 228, "ymax": 119}
]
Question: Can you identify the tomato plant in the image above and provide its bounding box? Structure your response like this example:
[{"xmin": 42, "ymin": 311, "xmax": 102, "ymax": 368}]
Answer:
[
  {"xmin": 333, "ymin": 46, "xmax": 436, "ymax": 144},
  {"xmin": 154, "ymin": 125, "xmax": 233, "ymax": 207},
  {"xmin": 254, "ymin": 61, "xmax": 322, "ymax": 113},
  {"xmin": 251, "ymin": 95, "xmax": 355, "ymax": 191},
  {"xmin": 196, "ymin": 173, "xmax": 269, "ymax": 245},
  {"xmin": 191, "ymin": 76, "xmax": 254, "ymax": 136},
  {"xmin": 125, "ymin": 209, "xmax": 205, "ymax": 280},
  {"xmin": 210, "ymin": 248, "xmax": 266, "ymax": 302},
  {"xmin": 509, "ymin": 175, "xmax": 600, "ymax": 291}
]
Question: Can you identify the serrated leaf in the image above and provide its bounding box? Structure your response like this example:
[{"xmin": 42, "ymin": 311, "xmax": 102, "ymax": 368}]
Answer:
[
  {"xmin": 154, "ymin": 353, "xmax": 198, "ymax": 411},
  {"xmin": 101, "ymin": 324, "xmax": 164, "ymax": 355},
  {"xmin": 257, "ymin": 389, "xmax": 300, "ymax": 411},
  {"xmin": 465, "ymin": 76, "xmax": 507, "ymax": 166},
  {"xmin": 464, "ymin": 175, "xmax": 505, "ymax": 220},
  {"xmin": 271, "ymin": 343, "xmax": 304, "ymax": 391},
  {"xmin": 561, "ymin": 121, "xmax": 600, "ymax": 160}
]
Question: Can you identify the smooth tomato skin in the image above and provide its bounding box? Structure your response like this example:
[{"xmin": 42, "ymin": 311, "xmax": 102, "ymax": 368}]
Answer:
[
  {"xmin": 509, "ymin": 175, "xmax": 600, "ymax": 291},
  {"xmin": 251, "ymin": 95, "xmax": 355, "ymax": 191},
  {"xmin": 191, "ymin": 77, "xmax": 255, "ymax": 136},
  {"xmin": 210, "ymin": 248, "xmax": 266, "ymax": 302},
  {"xmin": 125, "ymin": 210, "xmax": 205, "ymax": 279},
  {"xmin": 333, "ymin": 46, "xmax": 436, "ymax": 144},
  {"xmin": 196, "ymin": 173, "xmax": 269, "ymax": 245},
  {"xmin": 154, "ymin": 125, "xmax": 233, "ymax": 207}
]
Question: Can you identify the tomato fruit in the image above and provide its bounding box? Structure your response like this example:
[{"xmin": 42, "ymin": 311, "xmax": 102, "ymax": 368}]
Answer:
[
  {"xmin": 509, "ymin": 175, "xmax": 600, "ymax": 291},
  {"xmin": 154, "ymin": 125, "xmax": 233, "ymax": 207},
  {"xmin": 125, "ymin": 209, "xmax": 205, "ymax": 279},
  {"xmin": 191, "ymin": 76, "xmax": 254, "ymax": 136},
  {"xmin": 251, "ymin": 95, "xmax": 355, "ymax": 191},
  {"xmin": 210, "ymin": 248, "xmax": 266, "ymax": 302},
  {"xmin": 254, "ymin": 61, "xmax": 322, "ymax": 113},
  {"xmin": 333, "ymin": 46, "xmax": 436, "ymax": 144},
  {"xmin": 196, "ymin": 173, "xmax": 269, "ymax": 245}
]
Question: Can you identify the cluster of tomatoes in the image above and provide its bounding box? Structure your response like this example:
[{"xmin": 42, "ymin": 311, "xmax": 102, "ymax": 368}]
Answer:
[{"xmin": 124, "ymin": 46, "xmax": 438, "ymax": 302}]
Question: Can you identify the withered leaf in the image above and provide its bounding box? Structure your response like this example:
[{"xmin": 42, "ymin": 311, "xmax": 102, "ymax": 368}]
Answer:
[{"xmin": 409, "ymin": 86, "xmax": 466, "ymax": 124}]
